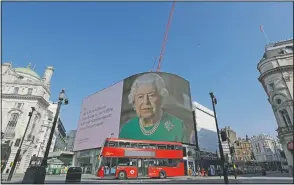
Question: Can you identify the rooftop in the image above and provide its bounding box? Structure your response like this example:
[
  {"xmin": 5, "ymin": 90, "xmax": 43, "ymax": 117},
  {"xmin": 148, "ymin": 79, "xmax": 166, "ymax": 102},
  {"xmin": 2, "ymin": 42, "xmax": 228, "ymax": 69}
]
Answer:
[{"xmin": 14, "ymin": 63, "xmax": 41, "ymax": 79}]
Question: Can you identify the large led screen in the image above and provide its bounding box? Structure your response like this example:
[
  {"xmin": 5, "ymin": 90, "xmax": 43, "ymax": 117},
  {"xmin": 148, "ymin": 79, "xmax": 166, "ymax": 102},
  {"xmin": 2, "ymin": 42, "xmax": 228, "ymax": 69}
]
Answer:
[
  {"xmin": 74, "ymin": 81, "xmax": 124, "ymax": 151},
  {"xmin": 74, "ymin": 72, "xmax": 196, "ymax": 151},
  {"xmin": 119, "ymin": 72, "xmax": 195, "ymax": 144}
]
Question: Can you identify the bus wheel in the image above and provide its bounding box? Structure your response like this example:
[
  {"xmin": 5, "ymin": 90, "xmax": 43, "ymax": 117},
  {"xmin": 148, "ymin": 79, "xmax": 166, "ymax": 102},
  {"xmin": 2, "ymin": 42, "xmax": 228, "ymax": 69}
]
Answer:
[
  {"xmin": 118, "ymin": 171, "xmax": 127, "ymax": 180},
  {"xmin": 159, "ymin": 171, "xmax": 166, "ymax": 179}
]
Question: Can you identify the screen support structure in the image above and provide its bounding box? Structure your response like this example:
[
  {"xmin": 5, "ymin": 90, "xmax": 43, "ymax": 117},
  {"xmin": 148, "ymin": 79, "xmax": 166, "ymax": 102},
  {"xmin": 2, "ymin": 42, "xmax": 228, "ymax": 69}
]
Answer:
[{"xmin": 192, "ymin": 110, "xmax": 200, "ymax": 173}]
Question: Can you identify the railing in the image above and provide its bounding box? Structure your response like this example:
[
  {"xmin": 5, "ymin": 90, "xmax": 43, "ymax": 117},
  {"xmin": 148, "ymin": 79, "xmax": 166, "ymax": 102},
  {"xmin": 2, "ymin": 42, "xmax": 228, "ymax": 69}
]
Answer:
[{"xmin": 276, "ymin": 125, "xmax": 293, "ymax": 135}]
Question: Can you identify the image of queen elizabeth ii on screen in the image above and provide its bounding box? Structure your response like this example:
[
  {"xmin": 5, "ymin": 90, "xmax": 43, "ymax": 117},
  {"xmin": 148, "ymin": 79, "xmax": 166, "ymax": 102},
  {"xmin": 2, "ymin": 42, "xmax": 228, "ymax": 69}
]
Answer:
[{"xmin": 119, "ymin": 73, "xmax": 190, "ymax": 143}]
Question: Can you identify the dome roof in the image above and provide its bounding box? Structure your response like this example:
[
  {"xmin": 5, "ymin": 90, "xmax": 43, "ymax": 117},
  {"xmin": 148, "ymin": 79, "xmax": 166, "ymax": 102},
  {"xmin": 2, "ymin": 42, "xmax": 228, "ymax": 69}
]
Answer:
[{"xmin": 15, "ymin": 67, "xmax": 41, "ymax": 79}]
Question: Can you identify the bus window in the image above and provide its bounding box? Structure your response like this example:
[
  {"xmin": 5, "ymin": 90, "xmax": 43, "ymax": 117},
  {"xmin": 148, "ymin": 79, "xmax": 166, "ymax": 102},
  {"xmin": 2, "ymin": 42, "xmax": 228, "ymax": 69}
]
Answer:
[
  {"xmin": 149, "ymin": 144, "xmax": 157, "ymax": 149},
  {"xmin": 108, "ymin": 141, "xmax": 118, "ymax": 147},
  {"xmin": 119, "ymin": 142, "xmax": 130, "ymax": 148},
  {"xmin": 104, "ymin": 141, "xmax": 109, "ymax": 146},
  {"xmin": 165, "ymin": 159, "xmax": 179, "ymax": 167},
  {"xmin": 148, "ymin": 159, "xmax": 157, "ymax": 166},
  {"xmin": 175, "ymin": 145, "xmax": 182, "ymax": 150},
  {"xmin": 138, "ymin": 143, "xmax": 149, "ymax": 149},
  {"xmin": 157, "ymin": 144, "xmax": 166, "ymax": 149},
  {"xmin": 157, "ymin": 159, "xmax": 168, "ymax": 166},
  {"xmin": 118, "ymin": 158, "xmax": 130, "ymax": 166},
  {"xmin": 130, "ymin": 159, "xmax": 137, "ymax": 166},
  {"xmin": 130, "ymin": 143, "xmax": 138, "ymax": 148},
  {"xmin": 167, "ymin": 145, "xmax": 175, "ymax": 150}
]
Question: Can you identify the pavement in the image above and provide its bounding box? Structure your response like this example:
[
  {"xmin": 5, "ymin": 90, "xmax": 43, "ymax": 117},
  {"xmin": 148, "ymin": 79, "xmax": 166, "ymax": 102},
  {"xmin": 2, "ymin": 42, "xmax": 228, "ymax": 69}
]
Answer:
[{"xmin": 1, "ymin": 171, "xmax": 293, "ymax": 184}]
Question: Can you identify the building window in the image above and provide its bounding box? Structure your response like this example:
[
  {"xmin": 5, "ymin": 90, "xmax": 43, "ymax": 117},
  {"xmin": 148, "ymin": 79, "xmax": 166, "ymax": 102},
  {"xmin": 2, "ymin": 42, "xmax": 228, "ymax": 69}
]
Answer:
[
  {"xmin": 27, "ymin": 88, "xmax": 33, "ymax": 95},
  {"xmin": 276, "ymin": 99, "xmax": 282, "ymax": 105},
  {"xmin": 29, "ymin": 117, "xmax": 38, "ymax": 135},
  {"xmin": 14, "ymin": 138, "xmax": 21, "ymax": 147},
  {"xmin": 4, "ymin": 113, "xmax": 20, "ymax": 139},
  {"xmin": 15, "ymin": 103, "xmax": 23, "ymax": 109},
  {"xmin": 280, "ymin": 109, "xmax": 292, "ymax": 127},
  {"xmin": 14, "ymin": 87, "xmax": 19, "ymax": 94},
  {"xmin": 267, "ymin": 83, "xmax": 274, "ymax": 92},
  {"xmin": 257, "ymin": 143, "xmax": 261, "ymax": 152}
]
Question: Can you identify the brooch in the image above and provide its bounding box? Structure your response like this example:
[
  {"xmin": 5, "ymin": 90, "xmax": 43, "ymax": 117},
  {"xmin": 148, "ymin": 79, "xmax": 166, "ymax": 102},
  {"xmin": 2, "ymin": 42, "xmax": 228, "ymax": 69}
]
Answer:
[{"xmin": 164, "ymin": 121, "xmax": 175, "ymax": 132}]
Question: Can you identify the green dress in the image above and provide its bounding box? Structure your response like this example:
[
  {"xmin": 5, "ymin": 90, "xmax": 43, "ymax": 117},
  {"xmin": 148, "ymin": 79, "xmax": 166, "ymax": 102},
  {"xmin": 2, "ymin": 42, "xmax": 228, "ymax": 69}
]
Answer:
[{"xmin": 119, "ymin": 112, "xmax": 189, "ymax": 143}]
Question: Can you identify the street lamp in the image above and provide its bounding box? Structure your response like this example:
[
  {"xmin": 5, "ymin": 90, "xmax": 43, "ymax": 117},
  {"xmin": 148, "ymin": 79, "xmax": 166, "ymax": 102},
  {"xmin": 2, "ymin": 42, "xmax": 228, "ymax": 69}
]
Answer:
[
  {"xmin": 7, "ymin": 107, "xmax": 36, "ymax": 181},
  {"xmin": 22, "ymin": 89, "xmax": 68, "ymax": 184},
  {"xmin": 209, "ymin": 92, "xmax": 229, "ymax": 184},
  {"xmin": 41, "ymin": 89, "xmax": 68, "ymax": 168}
]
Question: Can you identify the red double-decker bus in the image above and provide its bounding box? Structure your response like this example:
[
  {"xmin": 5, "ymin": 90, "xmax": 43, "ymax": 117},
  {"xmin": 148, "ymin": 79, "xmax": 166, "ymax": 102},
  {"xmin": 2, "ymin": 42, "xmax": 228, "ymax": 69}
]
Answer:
[{"xmin": 96, "ymin": 138, "xmax": 184, "ymax": 179}]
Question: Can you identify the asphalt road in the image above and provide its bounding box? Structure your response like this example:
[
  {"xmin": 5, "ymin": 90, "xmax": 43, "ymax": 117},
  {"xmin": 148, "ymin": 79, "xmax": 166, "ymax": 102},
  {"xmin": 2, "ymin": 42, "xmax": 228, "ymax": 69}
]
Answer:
[{"xmin": 2, "ymin": 171, "xmax": 293, "ymax": 184}]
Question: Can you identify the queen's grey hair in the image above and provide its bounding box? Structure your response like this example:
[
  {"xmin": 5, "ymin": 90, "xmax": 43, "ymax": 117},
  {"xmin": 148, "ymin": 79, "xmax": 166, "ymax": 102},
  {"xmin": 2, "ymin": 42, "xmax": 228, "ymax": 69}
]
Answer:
[{"xmin": 128, "ymin": 73, "xmax": 169, "ymax": 105}]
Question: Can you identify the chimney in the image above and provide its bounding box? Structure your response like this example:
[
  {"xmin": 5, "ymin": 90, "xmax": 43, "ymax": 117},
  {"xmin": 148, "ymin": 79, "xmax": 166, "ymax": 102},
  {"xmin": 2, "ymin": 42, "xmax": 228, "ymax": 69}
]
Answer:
[{"xmin": 43, "ymin": 66, "xmax": 54, "ymax": 88}]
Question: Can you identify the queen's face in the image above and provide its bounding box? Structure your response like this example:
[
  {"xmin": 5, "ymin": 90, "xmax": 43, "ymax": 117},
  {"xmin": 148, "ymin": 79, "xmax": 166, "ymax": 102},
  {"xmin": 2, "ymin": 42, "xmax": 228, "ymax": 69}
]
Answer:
[{"xmin": 134, "ymin": 84, "xmax": 161, "ymax": 119}]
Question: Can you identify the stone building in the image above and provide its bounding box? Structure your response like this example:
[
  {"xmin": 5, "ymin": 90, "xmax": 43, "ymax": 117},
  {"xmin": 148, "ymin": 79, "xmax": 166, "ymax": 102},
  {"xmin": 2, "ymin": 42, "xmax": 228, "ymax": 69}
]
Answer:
[
  {"xmin": 250, "ymin": 134, "xmax": 283, "ymax": 170},
  {"xmin": 257, "ymin": 39, "xmax": 293, "ymax": 174},
  {"xmin": 233, "ymin": 136, "xmax": 253, "ymax": 163},
  {"xmin": 1, "ymin": 62, "xmax": 65, "ymax": 173},
  {"xmin": 53, "ymin": 119, "xmax": 67, "ymax": 152},
  {"xmin": 220, "ymin": 126, "xmax": 238, "ymax": 163}
]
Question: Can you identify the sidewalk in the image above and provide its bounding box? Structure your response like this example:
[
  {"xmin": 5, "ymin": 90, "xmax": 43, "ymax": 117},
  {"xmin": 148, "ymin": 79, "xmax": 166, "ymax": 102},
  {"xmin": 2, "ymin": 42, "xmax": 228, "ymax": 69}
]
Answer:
[{"xmin": 171, "ymin": 175, "xmax": 293, "ymax": 180}]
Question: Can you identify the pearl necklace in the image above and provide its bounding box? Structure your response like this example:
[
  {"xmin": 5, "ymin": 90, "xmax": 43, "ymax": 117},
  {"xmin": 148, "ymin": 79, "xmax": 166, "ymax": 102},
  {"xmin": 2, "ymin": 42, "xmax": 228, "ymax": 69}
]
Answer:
[{"xmin": 139, "ymin": 111, "xmax": 163, "ymax": 136}]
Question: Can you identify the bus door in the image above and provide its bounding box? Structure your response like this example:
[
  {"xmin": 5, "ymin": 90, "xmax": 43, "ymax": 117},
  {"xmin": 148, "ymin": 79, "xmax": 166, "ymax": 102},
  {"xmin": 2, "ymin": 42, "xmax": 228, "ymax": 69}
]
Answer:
[{"xmin": 137, "ymin": 158, "xmax": 148, "ymax": 177}]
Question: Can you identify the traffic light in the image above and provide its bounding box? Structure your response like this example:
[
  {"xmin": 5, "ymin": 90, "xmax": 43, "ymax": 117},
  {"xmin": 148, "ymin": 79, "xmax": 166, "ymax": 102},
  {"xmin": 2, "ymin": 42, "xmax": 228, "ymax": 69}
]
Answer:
[{"xmin": 220, "ymin": 130, "xmax": 227, "ymax": 142}]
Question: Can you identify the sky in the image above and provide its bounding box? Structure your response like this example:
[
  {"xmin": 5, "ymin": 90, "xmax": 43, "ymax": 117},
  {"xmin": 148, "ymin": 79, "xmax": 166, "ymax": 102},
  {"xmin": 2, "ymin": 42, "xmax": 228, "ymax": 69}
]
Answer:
[{"xmin": 2, "ymin": 2, "xmax": 293, "ymax": 139}]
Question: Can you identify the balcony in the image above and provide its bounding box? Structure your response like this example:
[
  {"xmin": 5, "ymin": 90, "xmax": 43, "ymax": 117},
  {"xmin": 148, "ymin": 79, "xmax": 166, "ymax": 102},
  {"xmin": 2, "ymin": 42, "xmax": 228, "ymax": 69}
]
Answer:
[{"xmin": 276, "ymin": 126, "xmax": 293, "ymax": 136}]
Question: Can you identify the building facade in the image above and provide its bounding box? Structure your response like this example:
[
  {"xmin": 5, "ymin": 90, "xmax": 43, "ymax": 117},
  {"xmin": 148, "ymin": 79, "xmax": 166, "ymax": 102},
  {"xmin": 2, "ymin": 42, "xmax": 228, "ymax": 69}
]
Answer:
[
  {"xmin": 220, "ymin": 126, "xmax": 238, "ymax": 163},
  {"xmin": 233, "ymin": 136, "xmax": 253, "ymax": 163},
  {"xmin": 65, "ymin": 130, "xmax": 76, "ymax": 152},
  {"xmin": 250, "ymin": 134, "xmax": 283, "ymax": 170},
  {"xmin": 257, "ymin": 39, "xmax": 293, "ymax": 174},
  {"xmin": 53, "ymin": 119, "xmax": 67, "ymax": 152},
  {"xmin": 1, "ymin": 62, "xmax": 65, "ymax": 173},
  {"xmin": 193, "ymin": 102, "xmax": 218, "ymax": 153},
  {"xmin": 221, "ymin": 141, "xmax": 232, "ymax": 163}
]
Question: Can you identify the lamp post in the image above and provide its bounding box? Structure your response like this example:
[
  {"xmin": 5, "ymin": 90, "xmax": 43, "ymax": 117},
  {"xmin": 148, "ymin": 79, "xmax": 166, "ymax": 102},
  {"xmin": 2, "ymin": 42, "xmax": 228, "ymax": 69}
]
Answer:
[
  {"xmin": 41, "ymin": 89, "xmax": 68, "ymax": 163},
  {"xmin": 209, "ymin": 92, "xmax": 229, "ymax": 184},
  {"xmin": 7, "ymin": 107, "xmax": 35, "ymax": 181},
  {"xmin": 22, "ymin": 89, "xmax": 68, "ymax": 184}
]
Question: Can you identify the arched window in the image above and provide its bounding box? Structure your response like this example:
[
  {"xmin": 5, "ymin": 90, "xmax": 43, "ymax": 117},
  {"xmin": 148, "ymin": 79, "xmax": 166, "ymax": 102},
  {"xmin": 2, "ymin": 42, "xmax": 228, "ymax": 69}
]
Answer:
[
  {"xmin": 4, "ymin": 113, "xmax": 20, "ymax": 138},
  {"xmin": 279, "ymin": 109, "xmax": 292, "ymax": 127}
]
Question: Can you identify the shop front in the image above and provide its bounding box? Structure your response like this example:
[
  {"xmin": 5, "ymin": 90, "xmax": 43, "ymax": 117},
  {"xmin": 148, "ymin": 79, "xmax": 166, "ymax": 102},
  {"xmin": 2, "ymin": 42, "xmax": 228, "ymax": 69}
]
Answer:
[
  {"xmin": 183, "ymin": 145, "xmax": 198, "ymax": 176},
  {"xmin": 74, "ymin": 148, "xmax": 101, "ymax": 174}
]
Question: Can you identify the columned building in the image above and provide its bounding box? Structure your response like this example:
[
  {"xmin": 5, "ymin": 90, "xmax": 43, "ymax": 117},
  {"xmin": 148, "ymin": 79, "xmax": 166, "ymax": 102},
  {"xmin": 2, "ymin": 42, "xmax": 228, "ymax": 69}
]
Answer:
[
  {"xmin": 1, "ymin": 62, "xmax": 65, "ymax": 173},
  {"xmin": 233, "ymin": 136, "xmax": 253, "ymax": 167},
  {"xmin": 257, "ymin": 39, "xmax": 293, "ymax": 175},
  {"xmin": 250, "ymin": 134, "xmax": 283, "ymax": 170}
]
